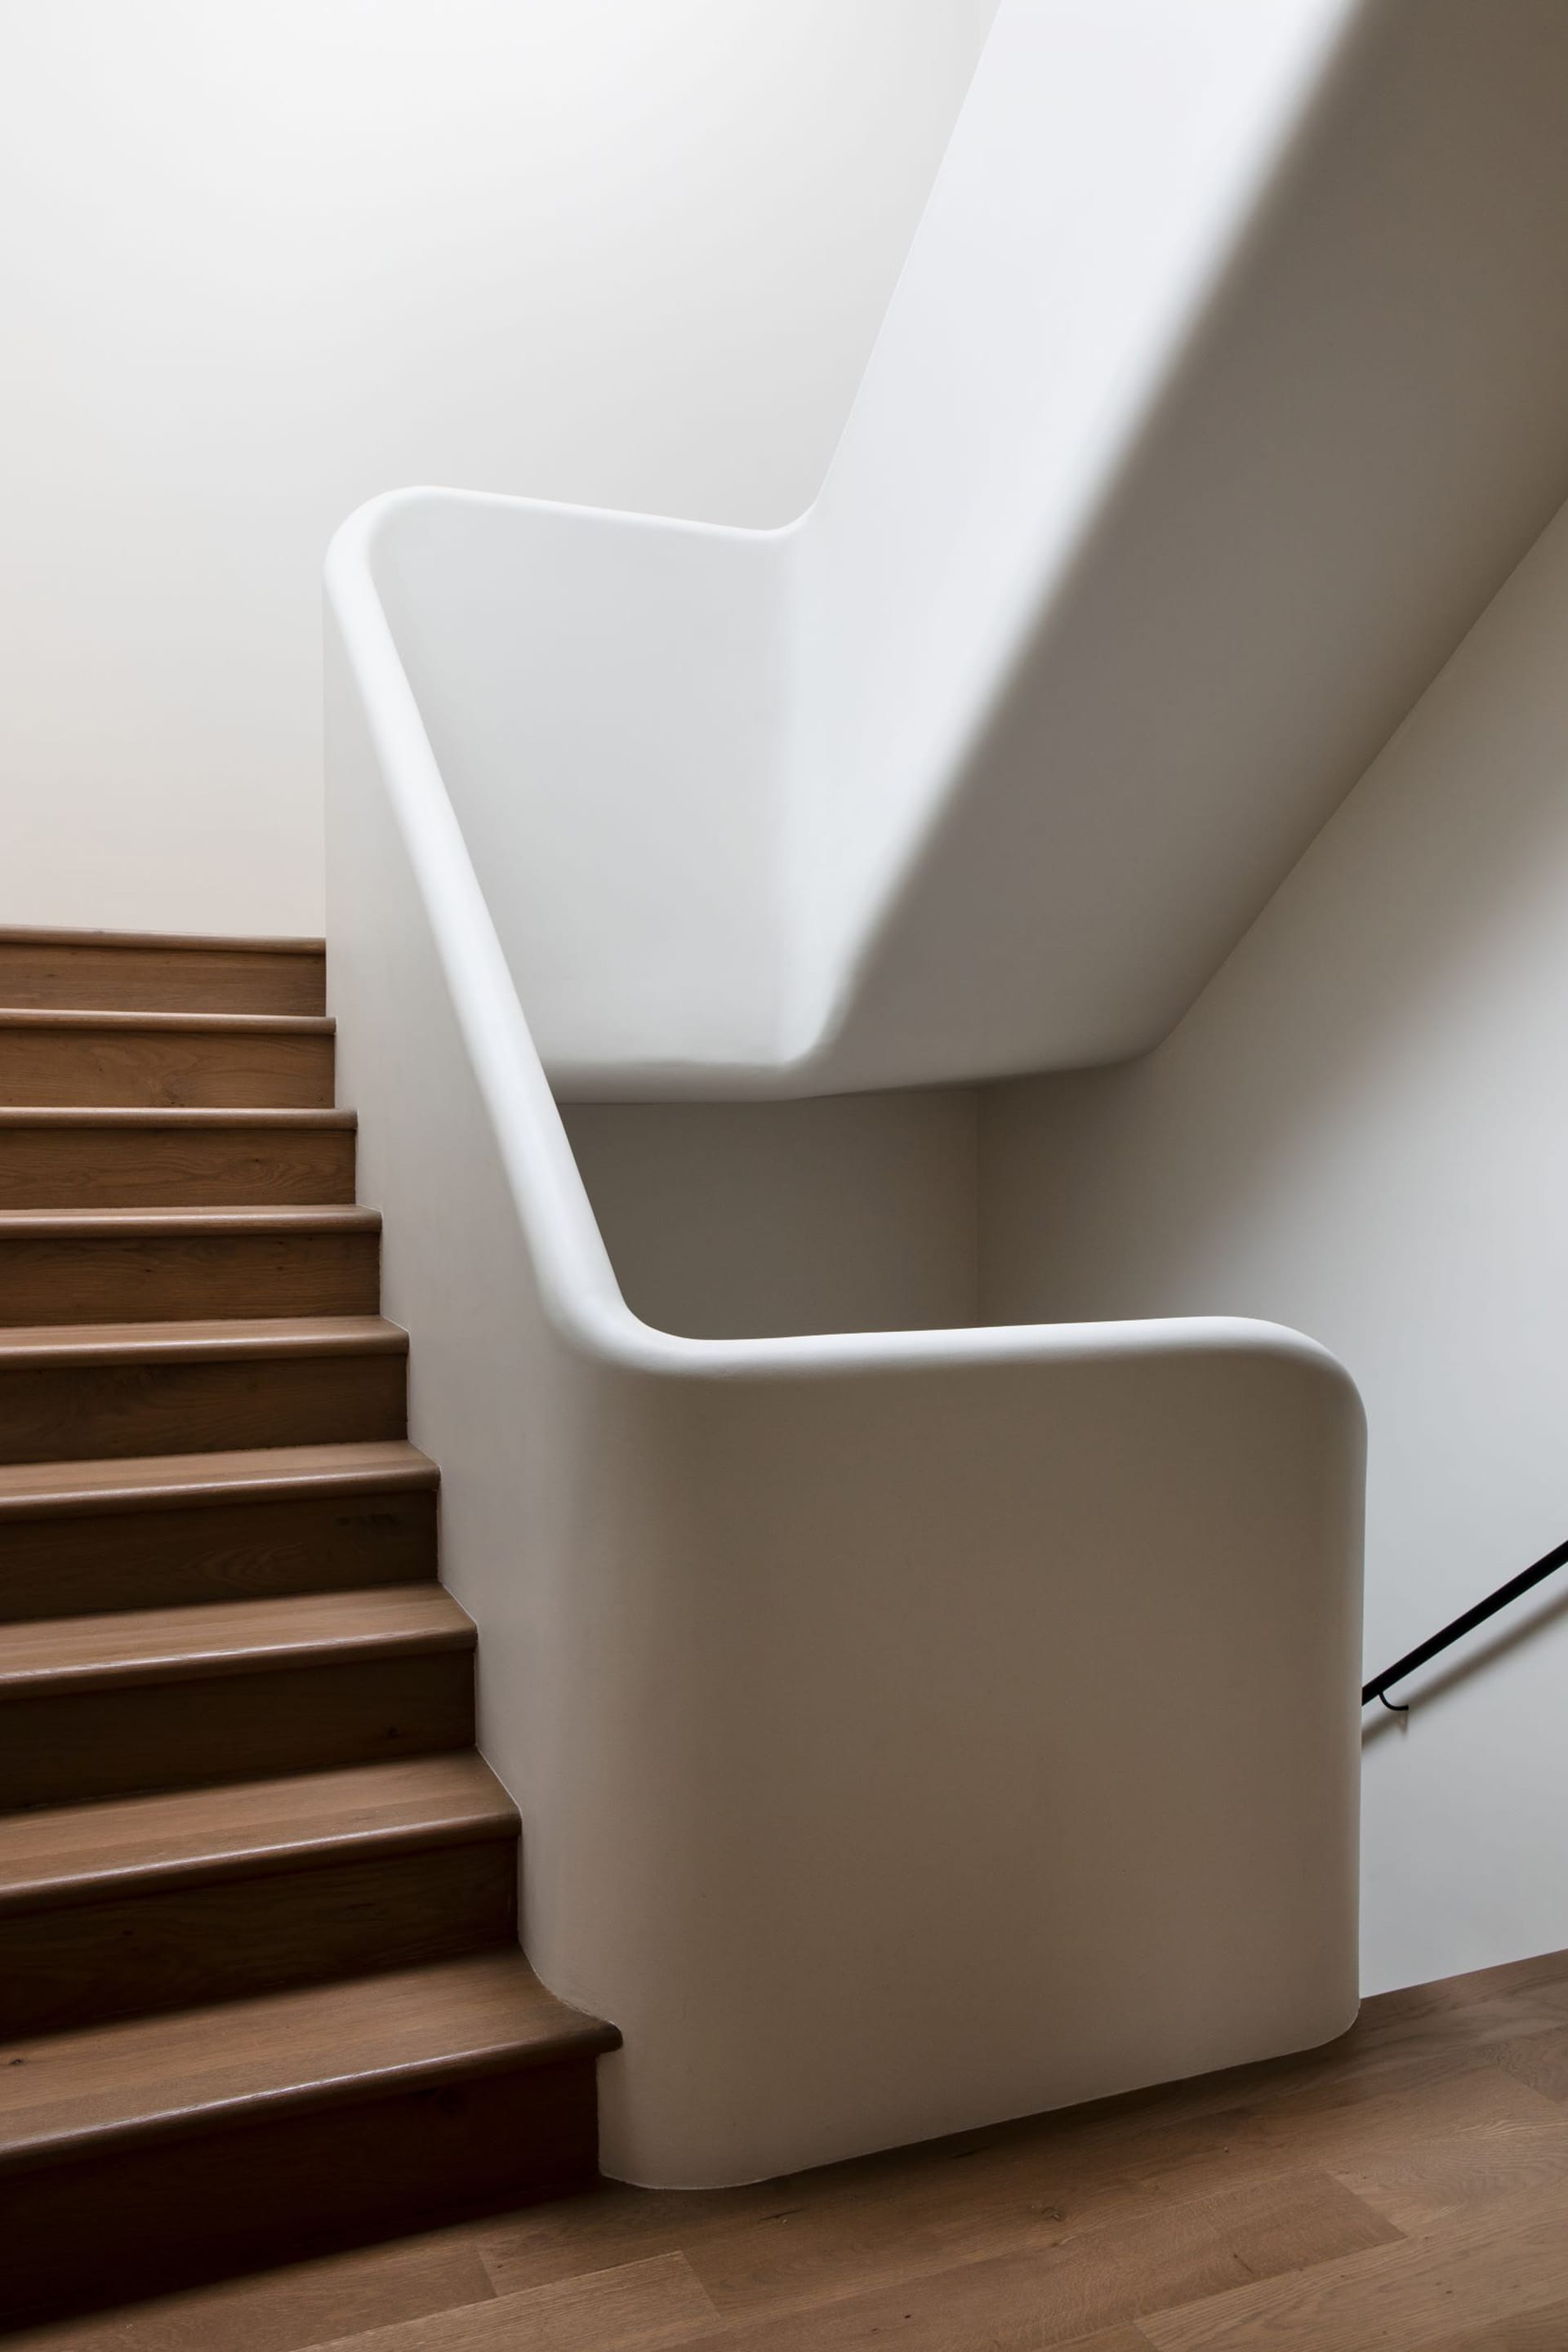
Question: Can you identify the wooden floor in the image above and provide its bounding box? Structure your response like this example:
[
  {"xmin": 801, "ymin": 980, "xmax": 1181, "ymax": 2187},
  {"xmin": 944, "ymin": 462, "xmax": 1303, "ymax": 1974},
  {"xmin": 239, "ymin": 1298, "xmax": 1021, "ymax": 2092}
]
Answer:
[{"xmin": 13, "ymin": 1944, "xmax": 1568, "ymax": 2350}]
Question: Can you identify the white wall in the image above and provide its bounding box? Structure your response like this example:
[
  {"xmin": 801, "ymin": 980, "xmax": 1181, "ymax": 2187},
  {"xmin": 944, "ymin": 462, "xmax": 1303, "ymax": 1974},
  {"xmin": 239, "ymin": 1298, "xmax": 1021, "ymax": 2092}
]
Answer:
[
  {"xmin": 0, "ymin": 0, "xmax": 994, "ymax": 938},
  {"xmin": 328, "ymin": 535, "xmax": 1364, "ymax": 2179},
  {"xmin": 564, "ymin": 1093, "xmax": 978, "ymax": 1339},
  {"xmin": 332, "ymin": 4, "xmax": 1568, "ymax": 1101},
  {"xmin": 981, "ymin": 497, "xmax": 1568, "ymax": 1999}
]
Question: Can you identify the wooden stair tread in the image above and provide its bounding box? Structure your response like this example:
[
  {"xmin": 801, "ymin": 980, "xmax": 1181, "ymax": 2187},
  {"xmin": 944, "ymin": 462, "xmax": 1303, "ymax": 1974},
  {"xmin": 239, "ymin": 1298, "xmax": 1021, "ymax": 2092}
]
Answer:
[
  {"xmin": 0, "ymin": 1952, "xmax": 617, "ymax": 2168},
  {"xmin": 0, "ymin": 1584, "xmax": 473, "ymax": 1691},
  {"xmin": 0, "ymin": 1754, "xmax": 515, "ymax": 1910},
  {"xmin": 0, "ymin": 927, "xmax": 324, "ymax": 956},
  {"xmin": 0, "ymin": 1438, "xmax": 436, "ymax": 1520},
  {"xmin": 0, "ymin": 922, "xmax": 612, "ymax": 2312},
  {"xmin": 0, "ymin": 1314, "xmax": 407, "ymax": 1367},
  {"xmin": 0, "ymin": 1105, "xmax": 354, "ymax": 1127},
  {"xmin": 0, "ymin": 1009, "xmax": 332, "ymax": 1036},
  {"xmin": 0, "ymin": 1205, "xmax": 378, "ymax": 1236}
]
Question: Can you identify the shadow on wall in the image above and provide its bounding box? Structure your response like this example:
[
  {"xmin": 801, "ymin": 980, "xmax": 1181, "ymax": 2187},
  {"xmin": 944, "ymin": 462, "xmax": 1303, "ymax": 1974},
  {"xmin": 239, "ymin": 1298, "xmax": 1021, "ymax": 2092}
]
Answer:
[
  {"xmin": 559, "ymin": 480, "xmax": 1568, "ymax": 1356},
  {"xmin": 971, "ymin": 496, "xmax": 1568, "ymax": 2001},
  {"xmin": 561, "ymin": 1089, "xmax": 979, "ymax": 1339},
  {"xmin": 977, "ymin": 497, "xmax": 1568, "ymax": 1339},
  {"xmin": 559, "ymin": 476, "xmax": 1568, "ymax": 1358},
  {"xmin": 1361, "ymin": 1581, "xmax": 1568, "ymax": 1753}
]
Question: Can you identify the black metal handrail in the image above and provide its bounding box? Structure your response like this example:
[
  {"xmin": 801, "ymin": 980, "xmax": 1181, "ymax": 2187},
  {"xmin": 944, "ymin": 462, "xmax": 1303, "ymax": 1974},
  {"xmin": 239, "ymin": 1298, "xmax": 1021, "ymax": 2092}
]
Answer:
[{"xmin": 1363, "ymin": 1531, "xmax": 1568, "ymax": 1712}]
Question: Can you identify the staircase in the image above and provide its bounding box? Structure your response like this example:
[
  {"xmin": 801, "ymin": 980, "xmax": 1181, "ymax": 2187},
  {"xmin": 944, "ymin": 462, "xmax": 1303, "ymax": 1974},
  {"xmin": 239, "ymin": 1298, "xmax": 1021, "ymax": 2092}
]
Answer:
[{"xmin": 0, "ymin": 928, "xmax": 617, "ymax": 2328}]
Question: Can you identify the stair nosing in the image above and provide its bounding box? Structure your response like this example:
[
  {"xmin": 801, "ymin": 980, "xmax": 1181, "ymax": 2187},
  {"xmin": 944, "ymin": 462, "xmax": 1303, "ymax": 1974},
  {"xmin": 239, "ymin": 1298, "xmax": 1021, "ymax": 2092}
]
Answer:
[
  {"xmin": 0, "ymin": 1009, "xmax": 333, "ymax": 1037},
  {"xmin": 0, "ymin": 1758, "xmax": 518, "ymax": 1917},
  {"xmin": 0, "ymin": 1315, "xmax": 407, "ymax": 1369},
  {"xmin": 0, "ymin": 1440, "xmax": 435, "ymax": 1522},
  {"xmin": 0, "ymin": 1586, "xmax": 474, "ymax": 1695},
  {"xmin": 0, "ymin": 1957, "xmax": 618, "ymax": 2176},
  {"xmin": 0, "ymin": 1107, "xmax": 355, "ymax": 1128},
  {"xmin": 0, "ymin": 927, "xmax": 324, "ymax": 958},
  {"xmin": 0, "ymin": 1206, "xmax": 380, "ymax": 1238}
]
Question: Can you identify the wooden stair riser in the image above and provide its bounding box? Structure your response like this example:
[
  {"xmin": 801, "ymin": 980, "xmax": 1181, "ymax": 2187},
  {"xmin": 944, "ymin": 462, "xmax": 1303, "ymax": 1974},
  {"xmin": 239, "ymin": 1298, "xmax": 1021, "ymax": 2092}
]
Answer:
[
  {"xmin": 0, "ymin": 1222, "xmax": 381, "ymax": 1325},
  {"xmin": 0, "ymin": 1020, "xmax": 334, "ymax": 1111},
  {"xmin": 0, "ymin": 1485, "xmax": 437, "ymax": 1621},
  {"xmin": 0, "ymin": 936, "xmax": 326, "ymax": 1018},
  {"xmin": 0, "ymin": 1837, "xmax": 518, "ymax": 2039},
  {"xmin": 0, "ymin": 1119, "xmax": 356, "ymax": 1208},
  {"xmin": 0, "ymin": 1347, "xmax": 406, "ymax": 1463},
  {"xmin": 0, "ymin": 2056, "xmax": 599, "ymax": 2329},
  {"xmin": 0, "ymin": 926, "xmax": 615, "ymax": 2322},
  {"xmin": 0, "ymin": 1650, "xmax": 475, "ymax": 1808}
]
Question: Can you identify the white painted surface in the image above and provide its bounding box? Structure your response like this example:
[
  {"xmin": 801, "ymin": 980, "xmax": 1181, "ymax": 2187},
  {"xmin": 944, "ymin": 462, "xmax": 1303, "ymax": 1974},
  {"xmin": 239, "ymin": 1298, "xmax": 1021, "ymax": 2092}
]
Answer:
[
  {"xmin": 367, "ymin": 494, "xmax": 794, "ymax": 1078},
  {"xmin": 326, "ymin": 499, "xmax": 1363, "ymax": 2185},
  {"xmin": 0, "ymin": 0, "xmax": 992, "ymax": 936},
  {"xmin": 563, "ymin": 1094, "xmax": 978, "ymax": 1339},
  {"xmin": 982, "ymin": 499, "xmax": 1568, "ymax": 2002},
  {"xmin": 359, "ymin": 0, "xmax": 1568, "ymax": 1095}
]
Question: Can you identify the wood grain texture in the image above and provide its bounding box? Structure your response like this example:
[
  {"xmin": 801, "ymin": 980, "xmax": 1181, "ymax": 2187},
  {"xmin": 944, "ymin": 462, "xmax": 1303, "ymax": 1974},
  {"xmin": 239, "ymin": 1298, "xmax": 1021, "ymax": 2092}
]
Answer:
[
  {"xmin": 0, "ymin": 1833, "xmax": 519, "ymax": 2037},
  {"xmin": 0, "ymin": 1581, "xmax": 472, "ymax": 1690},
  {"xmin": 0, "ymin": 935, "xmax": 617, "ymax": 2328},
  {"xmin": 0, "ymin": 1437, "xmax": 437, "ymax": 1517},
  {"xmin": 0, "ymin": 1207, "xmax": 381, "ymax": 1325},
  {"xmin": 0, "ymin": 2238, "xmax": 497, "ymax": 2352},
  {"xmin": 0, "ymin": 1952, "xmax": 612, "ymax": 2162},
  {"xmin": 0, "ymin": 1449, "xmax": 439, "ymax": 1618},
  {"xmin": 1138, "ymin": 2187, "xmax": 1568, "ymax": 2350},
  {"xmin": 1417, "ymin": 2305, "xmax": 1568, "ymax": 2351},
  {"xmin": 0, "ymin": 931, "xmax": 327, "ymax": 1018},
  {"xmin": 310, "ymin": 2255, "xmax": 721, "ymax": 2352},
  {"xmin": 666, "ymin": 2172, "xmax": 1396, "ymax": 2350},
  {"xmin": 24, "ymin": 1948, "xmax": 1568, "ymax": 2350},
  {"xmin": 0, "ymin": 1108, "xmax": 357, "ymax": 1206},
  {"xmin": 0, "ymin": 1647, "xmax": 476, "ymax": 1806},
  {"xmin": 0, "ymin": 1010, "xmax": 336, "ymax": 1109},
  {"xmin": 0, "ymin": 1751, "xmax": 510, "ymax": 1898},
  {"xmin": 0, "ymin": 1755, "xmax": 519, "ymax": 2036},
  {"xmin": 1333, "ymin": 2114, "xmax": 1568, "ymax": 2234},
  {"xmin": 0, "ymin": 2053, "xmax": 604, "ymax": 2327},
  {"xmin": 0, "ymin": 1321, "xmax": 408, "ymax": 1460},
  {"xmin": 638, "ymin": 2065, "xmax": 1548, "ymax": 2329}
]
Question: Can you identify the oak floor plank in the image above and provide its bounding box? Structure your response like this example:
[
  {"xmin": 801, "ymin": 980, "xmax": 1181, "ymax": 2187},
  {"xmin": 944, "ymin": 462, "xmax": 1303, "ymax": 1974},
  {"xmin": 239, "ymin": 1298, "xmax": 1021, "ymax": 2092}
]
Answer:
[
  {"xmin": 1415, "ymin": 2304, "xmax": 1568, "ymax": 2351},
  {"xmin": 1137, "ymin": 2183, "xmax": 1568, "ymax": 2350},
  {"xmin": 471, "ymin": 2047, "xmax": 1539, "ymax": 2323},
  {"xmin": 2, "ymin": 2239, "xmax": 497, "ymax": 2352},
  {"xmin": 1330, "ymin": 2113, "xmax": 1568, "ymax": 2234},
  {"xmin": 660, "ymin": 2172, "xmax": 1397, "ymax": 2351},
  {"xmin": 481, "ymin": 2047, "xmax": 1544, "ymax": 2329},
  {"xmin": 38, "ymin": 1946, "xmax": 1568, "ymax": 2351},
  {"xmin": 309, "ymin": 2252, "xmax": 721, "ymax": 2350},
  {"xmin": 476, "ymin": 2180, "xmax": 791, "ymax": 2299},
  {"xmin": 1487, "ymin": 2022, "xmax": 1568, "ymax": 2105}
]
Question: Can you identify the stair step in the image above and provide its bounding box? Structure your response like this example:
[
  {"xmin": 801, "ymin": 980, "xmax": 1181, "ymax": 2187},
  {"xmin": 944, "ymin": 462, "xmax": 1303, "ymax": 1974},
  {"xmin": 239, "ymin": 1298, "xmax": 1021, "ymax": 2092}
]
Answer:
[
  {"xmin": 0, "ymin": 1008, "xmax": 336, "ymax": 1110},
  {"xmin": 0, "ymin": 1949, "xmax": 606, "ymax": 2167},
  {"xmin": 0, "ymin": 1585, "xmax": 474, "ymax": 1806},
  {"xmin": 0, "ymin": 1107, "xmax": 357, "ymax": 1207},
  {"xmin": 0, "ymin": 925, "xmax": 612, "ymax": 2322},
  {"xmin": 0, "ymin": 1203, "xmax": 381, "ymax": 1325},
  {"xmin": 0, "ymin": 1755, "xmax": 519, "ymax": 2037},
  {"xmin": 0, "ymin": 1313, "xmax": 407, "ymax": 1463},
  {"xmin": 0, "ymin": 1953, "xmax": 617, "ymax": 2324},
  {"xmin": 0, "ymin": 1440, "xmax": 439, "ymax": 1620},
  {"xmin": 0, "ymin": 926, "xmax": 326, "ymax": 1017},
  {"xmin": 0, "ymin": 1581, "xmax": 473, "ymax": 1691}
]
